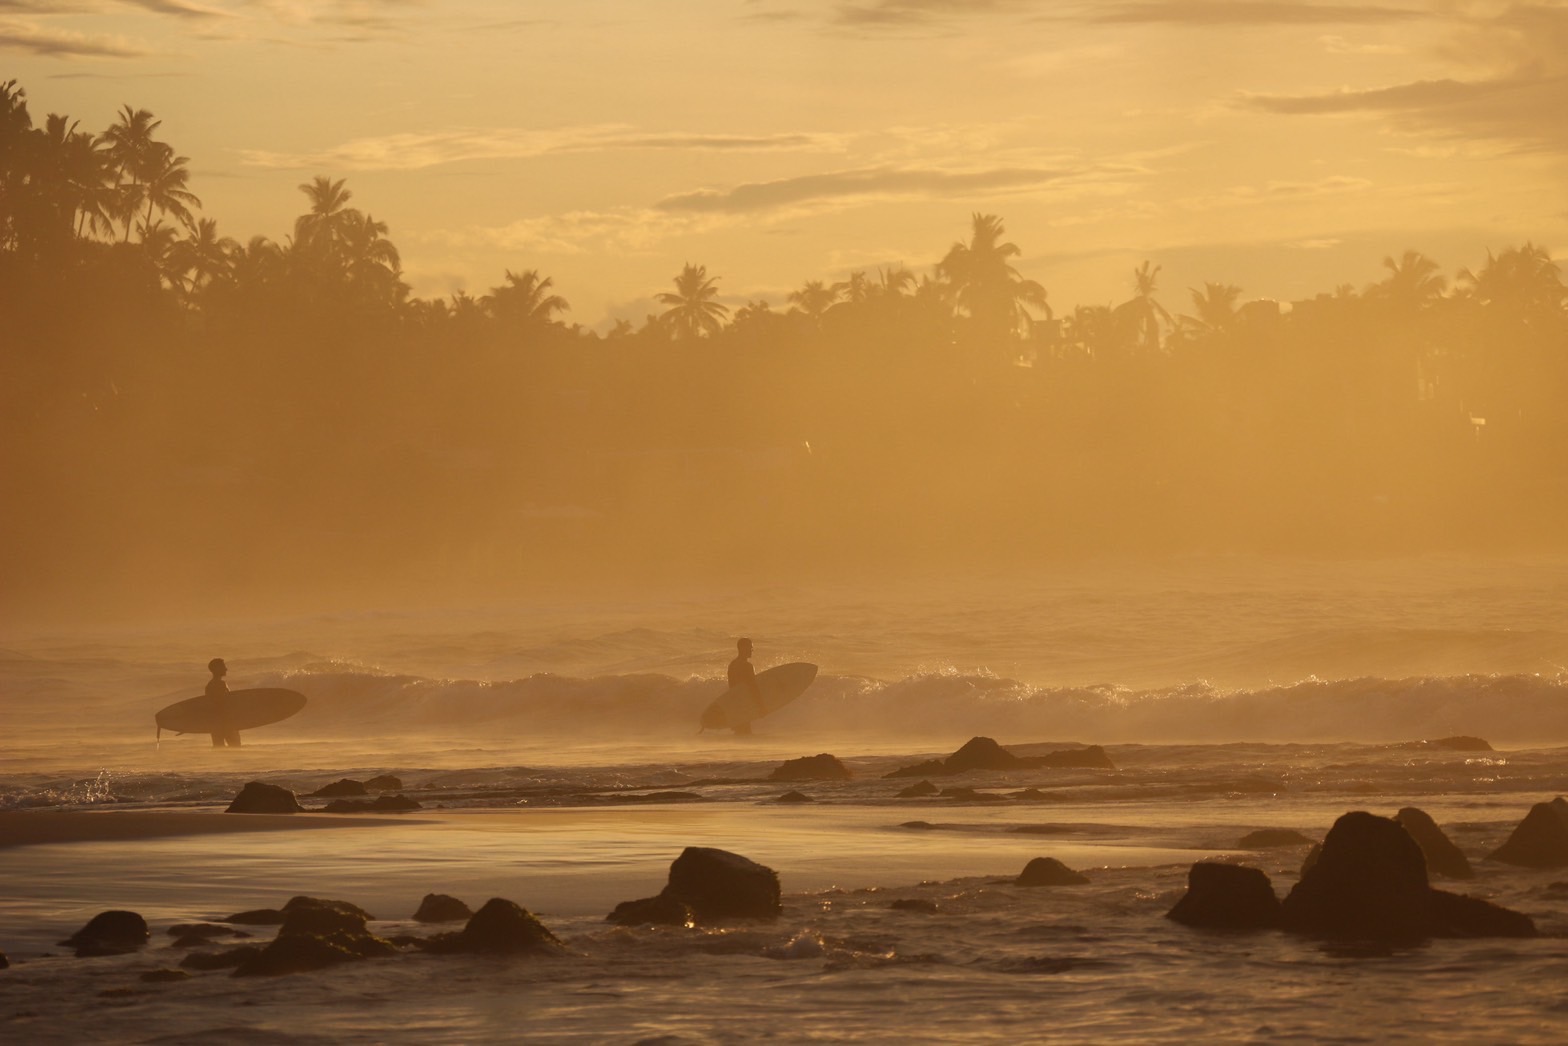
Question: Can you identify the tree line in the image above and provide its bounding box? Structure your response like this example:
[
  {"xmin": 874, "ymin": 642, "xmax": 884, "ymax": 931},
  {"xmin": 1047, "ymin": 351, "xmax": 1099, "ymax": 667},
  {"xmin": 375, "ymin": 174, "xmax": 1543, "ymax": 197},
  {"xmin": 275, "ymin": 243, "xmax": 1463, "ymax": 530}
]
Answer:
[{"xmin": 3, "ymin": 81, "xmax": 1566, "ymax": 604}]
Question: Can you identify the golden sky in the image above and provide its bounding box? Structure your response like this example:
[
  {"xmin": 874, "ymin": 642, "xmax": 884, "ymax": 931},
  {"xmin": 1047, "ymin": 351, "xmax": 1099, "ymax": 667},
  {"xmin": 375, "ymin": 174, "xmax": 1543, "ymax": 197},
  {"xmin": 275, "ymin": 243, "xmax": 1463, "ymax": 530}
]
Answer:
[{"xmin": 5, "ymin": 0, "xmax": 1566, "ymax": 327}]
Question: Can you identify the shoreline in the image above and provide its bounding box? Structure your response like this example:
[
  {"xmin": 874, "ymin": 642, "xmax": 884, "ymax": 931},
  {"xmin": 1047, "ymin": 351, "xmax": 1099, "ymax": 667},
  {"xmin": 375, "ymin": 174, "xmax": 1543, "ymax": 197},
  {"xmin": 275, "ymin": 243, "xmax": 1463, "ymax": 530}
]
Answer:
[{"xmin": 0, "ymin": 808, "xmax": 434, "ymax": 848}]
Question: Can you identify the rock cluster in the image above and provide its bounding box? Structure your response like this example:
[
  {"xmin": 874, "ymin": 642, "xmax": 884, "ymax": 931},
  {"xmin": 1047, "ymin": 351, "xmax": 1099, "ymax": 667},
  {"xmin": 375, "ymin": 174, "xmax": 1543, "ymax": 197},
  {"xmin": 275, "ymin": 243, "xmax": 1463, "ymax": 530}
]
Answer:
[
  {"xmin": 884, "ymin": 737, "xmax": 1116, "ymax": 777},
  {"xmin": 420, "ymin": 899, "xmax": 565, "ymax": 955}
]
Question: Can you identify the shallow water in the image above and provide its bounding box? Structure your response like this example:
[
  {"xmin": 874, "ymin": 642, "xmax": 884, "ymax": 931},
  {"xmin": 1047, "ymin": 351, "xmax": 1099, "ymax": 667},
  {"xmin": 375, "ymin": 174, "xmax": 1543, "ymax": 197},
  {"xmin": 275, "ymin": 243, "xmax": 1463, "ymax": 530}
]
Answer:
[{"xmin": 3, "ymin": 557, "xmax": 1568, "ymax": 1042}]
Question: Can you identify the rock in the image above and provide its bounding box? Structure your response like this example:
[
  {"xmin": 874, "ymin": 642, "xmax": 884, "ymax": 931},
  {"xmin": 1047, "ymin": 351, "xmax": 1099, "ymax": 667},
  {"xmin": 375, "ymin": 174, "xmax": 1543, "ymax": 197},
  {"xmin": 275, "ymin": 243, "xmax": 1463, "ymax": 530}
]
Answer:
[
  {"xmin": 235, "ymin": 930, "xmax": 395, "ymax": 976},
  {"xmin": 1396, "ymin": 807, "xmax": 1474, "ymax": 879},
  {"xmin": 422, "ymin": 898, "xmax": 565, "ymax": 954},
  {"xmin": 769, "ymin": 754, "xmax": 851, "ymax": 781},
  {"xmin": 1014, "ymin": 857, "xmax": 1090, "ymax": 887},
  {"xmin": 364, "ymin": 775, "xmax": 404, "ymax": 790},
  {"xmin": 1300, "ymin": 844, "xmax": 1321, "ymax": 878},
  {"xmin": 606, "ymin": 895, "xmax": 694, "ymax": 927},
  {"xmin": 945, "ymin": 737, "xmax": 1022, "ymax": 773},
  {"xmin": 774, "ymin": 791, "xmax": 813, "ymax": 804},
  {"xmin": 889, "ymin": 898, "xmax": 939, "ymax": 913},
  {"xmin": 1281, "ymin": 810, "xmax": 1535, "ymax": 941},
  {"xmin": 61, "ymin": 910, "xmax": 149, "ymax": 957},
  {"xmin": 1429, "ymin": 889, "xmax": 1536, "ymax": 938},
  {"xmin": 180, "ymin": 946, "xmax": 261, "ymax": 971},
  {"xmin": 1167, "ymin": 863, "xmax": 1282, "ymax": 930},
  {"xmin": 308, "ymin": 779, "xmax": 367, "ymax": 798},
  {"xmin": 277, "ymin": 902, "xmax": 368, "ymax": 940},
  {"xmin": 223, "ymin": 909, "xmax": 285, "ymax": 925},
  {"xmin": 1488, "ymin": 797, "xmax": 1568, "ymax": 868},
  {"xmin": 282, "ymin": 896, "xmax": 375, "ymax": 922},
  {"xmin": 1237, "ymin": 829, "xmax": 1316, "ymax": 849},
  {"xmin": 139, "ymin": 969, "xmax": 189, "ymax": 983},
  {"xmin": 0, "ymin": 950, "xmax": 8, "ymax": 969},
  {"xmin": 225, "ymin": 782, "xmax": 304, "ymax": 814},
  {"xmin": 663, "ymin": 847, "xmax": 782, "ymax": 922},
  {"xmin": 941, "ymin": 786, "xmax": 1007, "ymax": 803},
  {"xmin": 900, "ymin": 821, "xmax": 937, "ymax": 830},
  {"xmin": 413, "ymin": 894, "xmax": 473, "ymax": 923},
  {"xmin": 1009, "ymin": 824, "xmax": 1071, "ymax": 834},
  {"xmin": 897, "ymin": 780, "xmax": 939, "ymax": 798},
  {"xmin": 322, "ymin": 794, "xmax": 422, "ymax": 813},
  {"xmin": 1033, "ymin": 745, "xmax": 1117, "ymax": 769}
]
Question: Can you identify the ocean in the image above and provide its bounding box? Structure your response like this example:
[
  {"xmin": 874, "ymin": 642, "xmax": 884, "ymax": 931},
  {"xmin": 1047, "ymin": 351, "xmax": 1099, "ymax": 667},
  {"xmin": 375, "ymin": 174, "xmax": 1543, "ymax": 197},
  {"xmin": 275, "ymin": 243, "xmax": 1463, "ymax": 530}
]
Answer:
[{"xmin": 2, "ymin": 556, "xmax": 1567, "ymax": 1043}]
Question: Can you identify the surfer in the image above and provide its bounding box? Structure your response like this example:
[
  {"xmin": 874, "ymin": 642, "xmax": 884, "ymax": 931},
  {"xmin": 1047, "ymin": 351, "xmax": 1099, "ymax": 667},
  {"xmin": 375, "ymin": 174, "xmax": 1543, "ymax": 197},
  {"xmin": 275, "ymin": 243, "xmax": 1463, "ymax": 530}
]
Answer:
[
  {"xmin": 728, "ymin": 638, "xmax": 765, "ymax": 727},
  {"xmin": 206, "ymin": 658, "xmax": 240, "ymax": 748}
]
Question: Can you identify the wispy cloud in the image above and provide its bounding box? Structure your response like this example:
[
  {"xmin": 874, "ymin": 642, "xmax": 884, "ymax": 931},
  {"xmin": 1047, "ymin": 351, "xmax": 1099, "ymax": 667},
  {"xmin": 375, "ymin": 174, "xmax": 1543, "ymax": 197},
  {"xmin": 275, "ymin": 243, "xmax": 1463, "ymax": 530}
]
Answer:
[
  {"xmin": 0, "ymin": 18, "xmax": 150, "ymax": 56},
  {"xmin": 241, "ymin": 127, "xmax": 847, "ymax": 171},
  {"xmin": 1085, "ymin": 2, "xmax": 1430, "ymax": 27},
  {"xmin": 656, "ymin": 163, "xmax": 1110, "ymax": 215}
]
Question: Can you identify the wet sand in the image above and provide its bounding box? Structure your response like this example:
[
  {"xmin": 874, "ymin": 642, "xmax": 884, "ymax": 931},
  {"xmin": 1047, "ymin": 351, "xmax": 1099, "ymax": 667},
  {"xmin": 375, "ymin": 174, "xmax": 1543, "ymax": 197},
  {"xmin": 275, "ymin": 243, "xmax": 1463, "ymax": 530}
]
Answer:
[{"xmin": 0, "ymin": 808, "xmax": 430, "ymax": 848}]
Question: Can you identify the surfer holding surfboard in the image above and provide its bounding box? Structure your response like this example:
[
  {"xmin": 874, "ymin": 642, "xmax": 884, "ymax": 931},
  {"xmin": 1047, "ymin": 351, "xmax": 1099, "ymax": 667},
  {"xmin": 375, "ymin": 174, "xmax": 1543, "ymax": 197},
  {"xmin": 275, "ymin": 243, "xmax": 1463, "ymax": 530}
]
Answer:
[
  {"xmin": 700, "ymin": 639, "xmax": 818, "ymax": 735},
  {"xmin": 206, "ymin": 657, "xmax": 239, "ymax": 747}
]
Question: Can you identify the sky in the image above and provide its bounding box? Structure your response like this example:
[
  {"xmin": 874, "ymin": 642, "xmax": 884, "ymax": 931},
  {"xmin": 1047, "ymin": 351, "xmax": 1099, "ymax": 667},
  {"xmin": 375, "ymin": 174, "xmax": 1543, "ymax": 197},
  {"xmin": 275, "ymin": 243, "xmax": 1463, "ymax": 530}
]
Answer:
[{"xmin": 4, "ymin": 0, "xmax": 1567, "ymax": 328}]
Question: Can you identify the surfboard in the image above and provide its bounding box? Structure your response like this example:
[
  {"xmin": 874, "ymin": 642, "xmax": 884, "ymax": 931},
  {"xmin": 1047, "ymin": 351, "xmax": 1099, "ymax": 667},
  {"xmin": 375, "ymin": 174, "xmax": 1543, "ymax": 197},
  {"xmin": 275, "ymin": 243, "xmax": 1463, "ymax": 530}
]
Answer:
[
  {"xmin": 700, "ymin": 662, "xmax": 817, "ymax": 732},
  {"xmin": 155, "ymin": 688, "xmax": 307, "ymax": 738}
]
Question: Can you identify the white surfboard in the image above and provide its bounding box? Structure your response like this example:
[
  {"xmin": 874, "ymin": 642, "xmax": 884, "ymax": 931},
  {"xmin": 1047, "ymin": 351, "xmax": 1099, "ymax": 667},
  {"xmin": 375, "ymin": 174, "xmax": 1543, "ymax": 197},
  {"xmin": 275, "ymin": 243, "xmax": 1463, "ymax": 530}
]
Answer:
[{"xmin": 700, "ymin": 662, "xmax": 817, "ymax": 732}]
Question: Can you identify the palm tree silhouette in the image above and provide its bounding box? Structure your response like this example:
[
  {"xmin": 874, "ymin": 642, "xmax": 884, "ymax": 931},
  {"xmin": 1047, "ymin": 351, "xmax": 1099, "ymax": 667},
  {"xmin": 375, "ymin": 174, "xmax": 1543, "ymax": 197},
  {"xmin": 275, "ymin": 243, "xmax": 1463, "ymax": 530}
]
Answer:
[
  {"xmin": 137, "ymin": 144, "xmax": 200, "ymax": 237},
  {"xmin": 938, "ymin": 213, "xmax": 1049, "ymax": 354},
  {"xmin": 1183, "ymin": 282, "xmax": 1242, "ymax": 337},
  {"xmin": 485, "ymin": 269, "xmax": 570, "ymax": 328},
  {"xmin": 168, "ymin": 217, "xmax": 236, "ymax": 302},
  {"xmin": 1459, "ymin": 243, "xmax": 1564, "ymax": 316},
  {"xmin": 1113, "ymin": 260, "xmax": 1170, "ymax": 353},
  {"xmin": 1371, "ymin": 249, "xmax": 1447, "ymax": 310},
  {"xmin": 294, "ymin": 175, "xmax": 354, "ymax": 257},
  {"xmin": 657, "ymin": 263, "xmax": 729, "ymax": 338},
  {"xmin": 98, "ymin": 105, "xmax": 163, "ymax": 242},
  {"xmin": 786, "ymin": 279, "xmax": 840, "ymax": 323}
]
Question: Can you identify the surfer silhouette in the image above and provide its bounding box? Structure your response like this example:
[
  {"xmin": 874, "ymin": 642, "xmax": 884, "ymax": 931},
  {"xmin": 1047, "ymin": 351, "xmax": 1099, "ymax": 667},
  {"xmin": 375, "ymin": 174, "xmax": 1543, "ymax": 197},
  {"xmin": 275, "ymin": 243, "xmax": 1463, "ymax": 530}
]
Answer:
[
  {"xmin": 728, "ymin": 638, "xmax": 764, "ymax": 733},
  {"xmin": 206, "ymin": 658, "xmax": 240, "ymax": 748}
]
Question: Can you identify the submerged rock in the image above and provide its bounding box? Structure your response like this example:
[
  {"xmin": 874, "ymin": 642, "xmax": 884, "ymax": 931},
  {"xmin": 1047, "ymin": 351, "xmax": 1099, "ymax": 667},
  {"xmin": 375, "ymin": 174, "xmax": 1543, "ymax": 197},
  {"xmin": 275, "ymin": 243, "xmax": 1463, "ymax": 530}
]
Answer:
[
  {"xmin": 308, "ymin": 779, "xmax": 367, "ymax": 798},
  {"xmin": 665, "ymin": 847, "xmax": 782, "ymax": 922},
  {"xmin": 1014, "ymin": 857, "xmax": 1090, "ymax": 887},
  {"xmin": 1396, "ymin": 807, "xmax": 1474, "ymax": 879},
  {"xmin": 1488, "ymin": 797, "xmax": 1568, "ymax": 868},
  {"xmin": 1167, "ymin": 863, "xmax": 1282, "ymax": 930},
  {"xmin": 412, "ymin": 894, "xmax": 473, "ymax": 923},
  {"xmin": 606, "ymin": 894, "xmax": 693, "ymax": 928},
  {"xmin": 223, "ymin": 908, "xmax": 285, "ymax": 925},
  {"xmin": 890, "ymin": 898, "xmax": 939, "ymax": 913},
  {"xmin": 774, "ymin": 791, "xmax": 813, "ymax": 804},
  {"xmin": 941, "ymin": 786, "xmax": 1008, "ymax": 803},
  {"xmin": 1281, "ymin": 811, "xmax": 1535, "ymax": 941},
  {"xmin": 180, "ymin": 946, "xmax": 262, "ymax": 971},
  {"xmin": 770, "ymin": 754, "xmax": 851, "ymax": 781},
  {"xmin": 422, "ymin": 898, "xmax": 565, "ymax": 955},
  {"xmin": 321, "ymin": 794, "xmax": 422, "ymax": 813},
  {"xmin": 885, "ymin": 737, "xmax": 1117, "ymax": 777},
  {"xmin": 885, "ymin": 760, "xmax": 948, "ymax": 780},
  {"xmin": 225, "ymin": 782, "xmax": 304, "ymax": 814},
  {"xmin": 896, "ymin": 780, "xmax": 940, "ymax": 798},
  {"xmin": 1033, "ymin": 745, "xmax": 1117, "ymax": 769},
  {"xmin": 283, "ymin": 896, "xmax": 375, "ymax": 922},
  {"xmin": 1237, "ymin": 829, "xmax": 1316, "ymax": 849},
  {"xmin": 364, "ymin": 775, "xmax": 404, "ymax": 791},
  {"xmin": 234, "ymin": 897, "xmax": 393, "ymax": 976},
  {"xmin": 61, "ymin": 910, "xmax": 149, "ymax": 957}
]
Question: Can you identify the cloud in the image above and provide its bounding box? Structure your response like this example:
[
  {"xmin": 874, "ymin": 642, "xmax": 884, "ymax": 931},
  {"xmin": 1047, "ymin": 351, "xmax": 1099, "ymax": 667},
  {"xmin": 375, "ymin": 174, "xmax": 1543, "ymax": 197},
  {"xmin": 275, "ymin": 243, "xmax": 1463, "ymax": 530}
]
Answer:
[
  {"xmin": 120, "ymin": 0, "xmax": 227, "ymax": 17},
  {"xmin": 1086, "ymin": 2, "xmax": 1430, "ymax": 27},
  {"xmin": 0, "ymin": 18, "xmax": 150, "ymax": 56},
  {"xmin": 655, "ymin": 164, "xmax": 1105, "ymax": 214},
  {"xmin": 241, "ymin": 126, "xmax": 846, "ymax": 171}
]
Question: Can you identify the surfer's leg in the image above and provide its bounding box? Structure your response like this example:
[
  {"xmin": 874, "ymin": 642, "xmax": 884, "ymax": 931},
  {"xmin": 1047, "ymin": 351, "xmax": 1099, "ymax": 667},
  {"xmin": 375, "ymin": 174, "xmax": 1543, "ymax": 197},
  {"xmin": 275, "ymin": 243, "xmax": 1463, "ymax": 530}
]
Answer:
[
  {"xmin": 225, "ymin": 730, "xmax": 241, "ymax": 747},
  {"xmin": 210, "ymin": 732, "xmax": 224, "ymax": 747}
]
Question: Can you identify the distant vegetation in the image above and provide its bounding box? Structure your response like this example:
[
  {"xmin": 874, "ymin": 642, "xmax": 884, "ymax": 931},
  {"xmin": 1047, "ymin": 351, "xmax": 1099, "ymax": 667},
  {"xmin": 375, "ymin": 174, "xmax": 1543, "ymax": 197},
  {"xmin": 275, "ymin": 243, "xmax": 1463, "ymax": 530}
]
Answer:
[{"xmin": 3, "ymin": 81, "xmax": 1566, "ymax": 606}]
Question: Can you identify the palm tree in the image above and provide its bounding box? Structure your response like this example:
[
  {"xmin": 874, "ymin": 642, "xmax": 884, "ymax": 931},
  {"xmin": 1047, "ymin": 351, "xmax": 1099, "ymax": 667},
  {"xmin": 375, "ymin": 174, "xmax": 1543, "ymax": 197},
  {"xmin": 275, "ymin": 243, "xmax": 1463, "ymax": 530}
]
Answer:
[
  {"xmin": 98, "ymin": 105, "xmax": 162, "ymax": 242},
  {"xmin": 786, "ymin": 279, "xmax": 840, "ymax": 322},
  {"xmin": 1113, "ymin": 260, "xmax": 1171, "ymax": 353},
  {"xmin": 938, "ymin": 213, "xmax": 1049, "ymax": 351},
  {"xmin": 293, "ymin": 175, "xmax": 354, "ymax": 256},
  {"xmin": 1183, "ymin": 282, "xmax": 1243, "ymax": 337},
  {"xmin": 1458, "ymin": 243, "xmax": 1564, "ymax": 316},
  {"xmin": 137, "ymin": 143, "xmax": 200, "ymax": 236},
  {"xmin": 657, "ymin": 263, "xmax": 729, "ymax": 338},
  {"xmin": 485, "ymin": 269, "xmax": 570, "ymax": 327},
  {"xmin": 168, "ymin": 217, "xmax": 236, "ymax": 301},
  {"xmin": 1371, "ymin": 249, "xmax": 1447, "ymax": 310}
]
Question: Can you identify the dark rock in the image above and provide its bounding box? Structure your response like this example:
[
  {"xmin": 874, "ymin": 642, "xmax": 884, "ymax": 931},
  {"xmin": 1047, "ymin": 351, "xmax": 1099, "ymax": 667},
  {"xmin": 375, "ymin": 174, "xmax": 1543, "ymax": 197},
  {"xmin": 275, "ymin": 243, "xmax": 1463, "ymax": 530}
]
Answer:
[
  {"xmin": 322, "ymin": 794, "xmax": 422, "ymax": 813},
  {"xmin": 277, "ymin": 903, "xmax": 367, "ymax": 940},
  {"xmin": 1280, "ymin": 812, "xmax": 1432, "ymax": 940},
  {"xmin": 945, "ymin": 737, "xmax": 1021, "ymax": 773},
  {"xmin": 235, "ymin": 930, "xmax": 395, "ymax": 976},
  {"xmin": 897, "ymin": 780, "xmax": 939, "ymax": 798},
  {"xmin": 663, "ymin": 847, "xmax": 782, "ymax": 922},
  {"xmin": 769, "ymin": 754, "xmax": 851, "ymax": 781},
  {"xmin": 1281, "ymin": 810, "xmax": 1536, "ymax": 941},
  {"xmin": 61, "ymin": 910, "xmax": 149, "ymax": 957},
  {"xmin": 1167, "ymin": 863, "xmax": 1282, "ymax": 930},
  {"xmin": 900, "ymin": 821, "xmax": 937, "ymax": 830},
  {"xmin": 225, "ymin": 782, "xmax": 304, "ymax": 814},
  {"xmin": 223, "ymin": 909, "xmax": 285, "ymax": 925},
  {"xmin": 364, "ymin": 775, "xmax": 404, "ymax": 790},
  {"xmin": 941, "ymin": 786, "xmax": 1007, "ymax": 803},
  {"xmin": 1237, "ymin": 829, "xmax": 1316, "ymax": 849},
  {"xmin": 308, "ymin": 779, "xmax": 368, "ymax": 798},
  {"xmin": 413, "ymin": 894, "xmax": 473, "ymax": 923},
  {"xmin": 1009, "ymin": 824, "xmax": 1070, "ymax": 834},
  {"xmin": 890, "ymin": 899, "xmax": 939, "ymax": 913},
  {"xmin": 606, "ymin": 894, "xmax": 694, "ymax": 927},
  {"xmin": 283, "ymin": 896, "xmax": 375, "ymax": 921},
  {"xmin": 1014, "ymin": 857, "xmax": 1090, "ymax": 887},
  {"xmin": 0, "ymin": 950, "xmax": 8, "ymax": 969},
  {"xmin": 884, "ymin": 759, "xmax": 948, "ymax": 779},
  {"xmin": 1396, "ymin": 807, "xmax": 1474, "ymax": 879},
  {"xmin": 1429, "ymin": 889, "xmax": 1536, "ymax": 938},
  {"xmin": 774, "ymin": 791, "xmax": 813, "ymax": 804},
  {"xmin": 1033, "ymin": 745, "xmax": 1117, "ymax": 769},
  {"xmin": 180, "ymin": 945, "xmax": 262, "ymax": 971},
  {"xmin": 422, "ymin": 898, "xmax": 565, "ymax": 954},
  {"xmin": 1300, "ymin": 844, "xmax": 1322, "ymax": 878},
  {"xmin": 139, "ymin": 969, "xmax": 189, "ymax": 983},
  {"xmin": 1488, "ymin": 797, "xmax": 1568, "ymax": 868}
]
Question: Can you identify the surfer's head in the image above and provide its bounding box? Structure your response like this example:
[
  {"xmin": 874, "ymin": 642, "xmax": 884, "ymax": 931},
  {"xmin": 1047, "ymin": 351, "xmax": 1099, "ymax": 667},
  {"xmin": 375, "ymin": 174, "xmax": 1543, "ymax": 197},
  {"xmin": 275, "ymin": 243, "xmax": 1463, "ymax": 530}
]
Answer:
[
  {"xmin": 737, "ymin": 638, "xmax": 752, "ymax": 657},
  {"xmin": 208, "ymin": 657, "xmax": 227, "ymax": 677}
]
